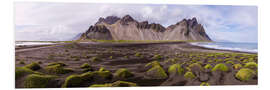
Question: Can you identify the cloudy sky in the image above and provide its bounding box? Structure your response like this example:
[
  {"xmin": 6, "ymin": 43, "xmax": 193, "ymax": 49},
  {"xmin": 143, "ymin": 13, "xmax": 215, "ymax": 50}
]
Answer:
[{"xmin": 14, "ymin": 2, "xmax": 258, "ymax": 43}]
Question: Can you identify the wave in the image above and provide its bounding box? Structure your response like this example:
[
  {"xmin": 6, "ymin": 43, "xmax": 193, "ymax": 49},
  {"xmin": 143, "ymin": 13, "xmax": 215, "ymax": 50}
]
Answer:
[{"xmin": 191, "ymin": 42, "xmax": 258, "ymax": 53}]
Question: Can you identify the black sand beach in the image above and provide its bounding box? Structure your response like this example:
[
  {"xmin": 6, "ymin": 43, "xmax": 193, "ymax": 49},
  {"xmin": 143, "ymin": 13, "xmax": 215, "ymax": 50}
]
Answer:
[{"xmin": 15, "ymin": 41, "xmax": 258, "ymax": 88}]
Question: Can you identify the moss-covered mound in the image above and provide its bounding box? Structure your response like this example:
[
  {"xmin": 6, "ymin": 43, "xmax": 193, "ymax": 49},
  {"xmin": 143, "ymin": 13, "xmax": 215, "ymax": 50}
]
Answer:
[
  {"xmin": 244, "ymin": 62, "xmax": 257, "ymax": 69},
  {"xmin": 45, "ymin": 64, "xmax": 73, "ymax": 74},
  {"xmin": 184, "ymin": 71, "xmax": 196, "ymax": 79},
  {"xmin": 235, "ymin": 68, "xmax": 256, "ymax": 81},
  {"xmin": 111, "ymin": 81, "xmax": 137, "ymax": 87},
  {"xmin": 94, "ymin": 70, "xmax": 113, "ymax": 79},
  {"xmin": 233, "ymin": 64, "xmax": 242, "ymax": 70},
  {"xmin": 15, "ymin": 67, "xmax": 41, "ymax": 79},
  {"xmin": 115, "ymin": 68, "xmax": 134, "ymax": 79},
  {"xmin": 211, "ymin": 63, "xmax": 229, "ymax": 72},
  {"xmin": 47, "ymin": 62, "xmax": 66, "ymax": 67},
  {"xmin": 24, "ymin": 74, "xmax": 57, "ymax": 88},
  {"xmin": 168, "ymin": 64, "xmax": 184, "ymax": 76},
  {"xmin": 145, "ymin": 61, "xmax": 161, "ymax": 68},
  {"xmin": 152, "ymin": 54, "xmax": 162, "ymax": 59},
  {"xmin": 200, "ymin": 82, "xmax": 210, "ymax": 86},
  {"xmin": 90, "ymin": 81, "xmax": 137, "ymax": 87},
  {"xmin": 80, "ymin": 63, "xmax": 91, "ymax": 69},
  {"xmin": 24, "ymin": 62, "xmax": 41, "ymax": 71},
  {"xmin": 145, "ymin": 65, "xmax": 168, "ymax": 79},
  {"xmin": 62, "ymin": 75, "xmax": 83, "ymax": 87},
  {"xmin": 204, "ymin": 64, "xmax": 213, "ymax": 69},
  {"xmin": 189, "ymin": 63, "xmax": 203, "ymax": 71},
  {"xmin": 225, "ymin": 61, "xmax": 234, "ymax": 65}
]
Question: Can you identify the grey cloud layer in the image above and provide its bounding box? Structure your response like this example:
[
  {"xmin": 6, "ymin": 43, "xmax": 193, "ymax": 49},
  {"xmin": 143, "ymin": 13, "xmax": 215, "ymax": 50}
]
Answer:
[{"xmin": 15, "ymin": 2, "xmax": 257, "ymax": 42}]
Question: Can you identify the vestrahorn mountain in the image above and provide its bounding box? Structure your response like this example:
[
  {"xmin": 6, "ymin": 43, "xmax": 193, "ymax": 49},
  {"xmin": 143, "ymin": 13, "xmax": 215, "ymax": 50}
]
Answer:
[{"xmin": 79, "ymin": 15, "xmax": 211, "ymax": 41}]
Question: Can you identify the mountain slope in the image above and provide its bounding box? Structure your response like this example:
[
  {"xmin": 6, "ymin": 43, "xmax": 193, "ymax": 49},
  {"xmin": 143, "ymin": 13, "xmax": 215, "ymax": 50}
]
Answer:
[{"xmin": 79, "ymin": 15, "xmax": 211, "ymax": 41}]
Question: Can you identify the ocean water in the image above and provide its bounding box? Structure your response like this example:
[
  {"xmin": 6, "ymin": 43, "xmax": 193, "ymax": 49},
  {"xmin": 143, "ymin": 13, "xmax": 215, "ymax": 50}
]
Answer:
[
  {"xmin": 191, "ymin": 42, "xmax": 258, "ymax": 53},
  {"xmin": 15, "ymin": 41, "xmax": 57, "ymax": 46}
]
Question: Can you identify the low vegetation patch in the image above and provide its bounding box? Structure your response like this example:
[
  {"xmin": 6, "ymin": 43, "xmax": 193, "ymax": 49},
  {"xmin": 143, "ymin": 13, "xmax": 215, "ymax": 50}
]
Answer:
[
  {"xmin": 168, "ymin": 64, "xmax": 184, "ymax": 76},
  {"xmin": 90, "ymin": 81, "xmax": 137, "ymax": 87},
  {"xmin": 47, "ymin": 62, "xmax": 66, "ymax": 67},
  {"xmin": 244, "ymin": 62, "xmax": 257, "ymax": 69},
  {"xmin": 45, "ymin": 64, "xmax": 73, "ymax": 74},
  {"xmin": 200, "ymin": 82, "xmax": 210, "ymax": 86},
  {"xmin": 233, "ymin": 64, "xmax": 242, "ymax": 70},
  {"xmin": 204, "ymin": 64, "xmax": 213, "ymax": 69},
  {"xmin": 24, "ymin": 74, "xmax": 57, "ymax": 88},
  {"xmin": 235, "ymin": 68, "xmax": 256, "ymax": 81},
  {"xmin": 211, "ymin": 63, "xmax": 229, "ymax": 72},
  {"xmin": 80, "ymin": 63, "xmax": 91, "ymax": 69},
  {"xmin": 24, "ymin": 62, "xmax": 41, "ymax": 71},
  {"xmin": 184, "ymin": 71, "xmax": 196, "ymax": 79},
  {"xmin": 145, "ymin": 65, "xmax": 168, "ymax": 79},
  {"xmin": 62, "ymin": 75, "xmax": 83, "ymax": 87},
  {"xmin": 115, "ymin": 68, "xmax": 134, "ymax": 79},
  {"xmin": 152, "ymin": 54, "xmax": 162, "ymax": 60},
  {"xmin": 15, "ymin": 67, "xmax": 41, "ymax": 79}
]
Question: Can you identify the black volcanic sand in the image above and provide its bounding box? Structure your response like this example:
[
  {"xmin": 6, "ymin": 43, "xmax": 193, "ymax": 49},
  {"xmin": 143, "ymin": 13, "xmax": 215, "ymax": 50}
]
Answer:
[{"xmin": 15, "ymin": 42, "xmax": 258, "ymax": 88}]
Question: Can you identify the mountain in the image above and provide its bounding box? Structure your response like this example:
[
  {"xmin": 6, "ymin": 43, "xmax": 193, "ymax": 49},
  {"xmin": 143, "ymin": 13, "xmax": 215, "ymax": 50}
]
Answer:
[{"xmin": 79, "ymin": 15, "xmax": 211, "ymax": 41}]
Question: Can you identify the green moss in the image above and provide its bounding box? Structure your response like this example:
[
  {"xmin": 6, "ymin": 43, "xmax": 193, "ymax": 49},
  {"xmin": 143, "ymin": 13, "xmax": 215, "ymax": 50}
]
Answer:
[
  {"xmin": 82, "ymin": 68, "xmax": 93, "ymax": 73},
  {"xmin": 80, "ymin": 63, "xmax": 91, "ymax": 69},
  {"xmin": 204, "ymin": 64, "xmax": 213, "ymax": 69},
  {"xmin": 135, "ymin": 52, "xmax": 141, "ymax": 57},
  {"xmin": 115, "ymin": 68, "xmax": 134, "ymax": 78},
  {"xmin": 24, "ymin": 74, "xmax": 57, "ymax": 88},
  {"xmin": 95, "ymin": 70, "xmax": 112, "ymax": 79},
  {"xmin": 80, "ymin": 72, "xmax": 94, "ymax": 81},
  {"xmin": 124, "ymin": 56, "xmax": 128, "ymax": 58},
  {"xmin": 47, "ymin": 62, "xmax": 66, "ymax": 67},
  {"xmin": 111, "ymin": 81, "xmax": 137, "ymax": 87},
  {"xmin": 24, "ymin": 62, "xmax": 41, "ymax": 71},
  {"xmin": 146, "ymin": 65, "xmax": 168, "ymax": 79},
  {"xmin": 15, "ymin": 67, "xmax": 41, "ymax": 79},
  {"xmin": 188, "ymin": 63, "xmax": 203, "ymax": 70},
  {"xmin": 212, "ymin": 63, "xmax": 229, "ymax": 72},
  {"xmin": 235, "ymin": 68, "xmax": 256, "ymax": 81},
  {"xmin": 244, "ymin": 62, "xmax": 257, "ymax": 69},
  {"xmin": 109, "ymin": 56, "xmax": 113, "ymax": 59},
  {"xmin": 37, "ymin": 61, "xmax": 42, "ymax": 64},
  {"xmin": 200, "ymin": 82, "xmax": 210, "ymax": 86},
  {"xmin": 168, "ymin": 64, "xmax": 184, "ymax": 75},
  {"xmin": 19, "ymin": 61, "xmax": 25, "ymax": 64},
  {"xmin": 233, "ymin": 64, "xmax": 242, "ymax": 70},
  {"xmin": 152, "ymin": 54, "xmax": 162, "ymax": 59},
  {"xmin": 145, "ymin": 61, "xmax": 161, "ymax": 67},
  {"xmin": 91, "ymin": 57, "xmax": 99, "ymax": 62},
  {"xmin": 62, "ymin": 75, "xmax": 83, "ymax": 87},
  {"xmin": 45, "ymin": 64, "xmax": 73, "ymax": 74},
  {"xmin": 225, "ymin": 61, "xmax": 234, "ymax": 65},
  {"xmin": 99, "ymin": 67, "xmax": 107, "ymax": 72},
  {"xmin": 90, "ymin": 84, "xmax": 112, "ymax": 87},
  {"xmin": 90, "ymin": 81, "xmax": 137, "ymax": 87},
  {"xmin": 184, "ymin": 71, "xmax": 196, "ymax": 79}
]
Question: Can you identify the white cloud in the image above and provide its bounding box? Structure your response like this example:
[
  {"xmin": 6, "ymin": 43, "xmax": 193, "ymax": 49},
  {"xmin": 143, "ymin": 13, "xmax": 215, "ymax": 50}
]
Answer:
[{"xmin": 14, "ymin": 2, "xmax": 257, "ymax": 42}]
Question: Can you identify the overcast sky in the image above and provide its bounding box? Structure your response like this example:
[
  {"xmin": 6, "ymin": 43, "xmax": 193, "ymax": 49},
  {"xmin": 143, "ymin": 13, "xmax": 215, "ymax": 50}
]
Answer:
[{"xmin": 14, "ymin": 2, "xmax": 258, "ymax": 43}]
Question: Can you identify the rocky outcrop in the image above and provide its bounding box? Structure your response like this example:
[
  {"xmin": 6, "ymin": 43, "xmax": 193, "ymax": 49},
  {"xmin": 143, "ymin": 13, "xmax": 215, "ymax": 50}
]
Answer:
[{"xmin": 80, "ymin": 15, "xmax": 211, "ymax": 41}]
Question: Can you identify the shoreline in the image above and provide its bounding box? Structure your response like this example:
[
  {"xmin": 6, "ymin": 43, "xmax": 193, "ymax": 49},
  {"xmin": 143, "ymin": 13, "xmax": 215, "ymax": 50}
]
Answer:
[{"xmin": 15, "ymin": 41, "xmax": 257, "ymax": 54}]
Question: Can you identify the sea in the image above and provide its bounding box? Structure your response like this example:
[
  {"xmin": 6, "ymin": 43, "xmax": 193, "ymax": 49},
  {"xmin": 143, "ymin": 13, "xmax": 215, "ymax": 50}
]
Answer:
[
  {"xmin": 15, "ymin": 41, "xmax": 57, "ymax": 46},
  {"xmin": 191, "ymin": 42, "xmax": 258, "ymax": 53}
]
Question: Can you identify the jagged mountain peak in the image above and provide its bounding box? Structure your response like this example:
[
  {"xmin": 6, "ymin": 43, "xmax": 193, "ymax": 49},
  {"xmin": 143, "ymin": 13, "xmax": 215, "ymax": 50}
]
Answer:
[
  {"xmin": 81, "ymin": 15, "xmax": 211, "ymax": 41},
  {"xmin": 95, "ymin": 16, "xmax": 120, "ymax": 25}
]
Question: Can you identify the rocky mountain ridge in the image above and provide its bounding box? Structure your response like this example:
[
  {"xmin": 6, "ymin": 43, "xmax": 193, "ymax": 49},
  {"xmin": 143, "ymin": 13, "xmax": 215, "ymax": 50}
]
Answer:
[{"xmin": 79, "ymin": 15, "xmax": 211, "ymax": 41}]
